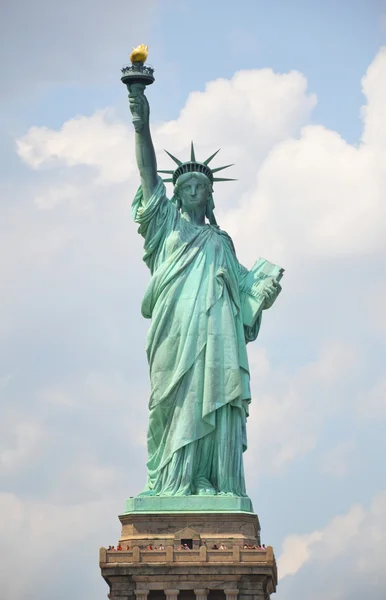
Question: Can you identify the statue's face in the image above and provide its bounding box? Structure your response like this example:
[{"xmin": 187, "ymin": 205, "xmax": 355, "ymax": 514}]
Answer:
[{"xmin": 177, "ymin": 173, "xmax": 210, "ymax": 212}]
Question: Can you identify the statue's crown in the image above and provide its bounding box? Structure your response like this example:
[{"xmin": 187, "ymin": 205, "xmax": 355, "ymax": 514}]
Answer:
[{"xmin": 158, "ymin": 142, "xmax": 236, "ymax": 186}]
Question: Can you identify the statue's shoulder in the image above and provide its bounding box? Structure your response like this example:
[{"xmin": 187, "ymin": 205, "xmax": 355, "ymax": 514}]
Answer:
[{"xmin": 214, "ymin": 226, "xmax": 236, "ymax": 254}]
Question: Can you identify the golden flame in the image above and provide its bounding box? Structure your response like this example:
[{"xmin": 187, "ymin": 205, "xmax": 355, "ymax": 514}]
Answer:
[{"xmin": 130, "ymin": 44, "xmax": 148, "ymax": 64}]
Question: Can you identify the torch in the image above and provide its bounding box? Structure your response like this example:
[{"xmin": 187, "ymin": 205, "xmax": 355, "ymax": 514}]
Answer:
[{"xmin": 121, "ymin": 44, "xmax": 155, "ymax": 129}]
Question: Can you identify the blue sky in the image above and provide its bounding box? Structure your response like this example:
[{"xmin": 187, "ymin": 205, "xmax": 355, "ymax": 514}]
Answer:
[
  {"xmin": 5, "ymin": 1, "xmax": 384, "ymax": 134},
  {"xmin": 1, "ymin": 1, "xmax": 386, "ymax": 599}
]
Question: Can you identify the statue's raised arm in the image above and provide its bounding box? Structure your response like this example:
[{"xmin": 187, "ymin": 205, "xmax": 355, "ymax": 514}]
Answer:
[
  {"xmin": 128, "ymin": 86, "xmax": 158, "ymax": 204},
  {"xmin": 121, "ymin": 44, "xmax": 158, "ymax": 203}
]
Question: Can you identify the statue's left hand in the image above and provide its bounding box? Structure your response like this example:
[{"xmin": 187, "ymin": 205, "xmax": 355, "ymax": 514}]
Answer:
[{"xmin": 261, "ymin": 279, "xmax": 281, "ymax": 310}]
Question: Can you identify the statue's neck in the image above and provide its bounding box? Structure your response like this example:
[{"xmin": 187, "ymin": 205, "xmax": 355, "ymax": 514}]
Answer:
[{"xmin": 181, "ymin": 207, "xmax": 206, "ymax": 226}]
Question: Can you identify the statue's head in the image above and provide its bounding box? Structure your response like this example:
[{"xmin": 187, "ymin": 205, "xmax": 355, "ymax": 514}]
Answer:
[
  {"xmin": 172, "ymin": 172, "xmax": 216, "ymax": 224},
  {"xmin": 158, "ymin": 142, "xmax": 235, "ymax": 226}
]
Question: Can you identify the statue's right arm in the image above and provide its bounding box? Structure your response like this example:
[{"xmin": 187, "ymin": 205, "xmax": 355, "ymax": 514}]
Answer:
[{"xmin": 129, "ymin": 87, "xmax": 158, "ymax": 204}]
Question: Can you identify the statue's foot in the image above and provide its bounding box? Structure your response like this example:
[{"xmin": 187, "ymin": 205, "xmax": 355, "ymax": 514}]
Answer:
[
  {"xmin": 218, "ymin": 491, "xmax": 238, "ymax": 496},
  {"xmin": 137, "ymin": 489, "xmax": 157, "ymax": 497},
  {"xmin": 198, "ymin": 488, "xmax": 216, "ymax": 496},
  {"xmin": 195, "ymin": 477, "xmax": 217, "ymax": 496}
]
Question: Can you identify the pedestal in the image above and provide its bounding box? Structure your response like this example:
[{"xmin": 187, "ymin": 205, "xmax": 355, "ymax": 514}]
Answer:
[{"xmin": 100, "ymin": 511, "xmax": 277, "ymax": 600}]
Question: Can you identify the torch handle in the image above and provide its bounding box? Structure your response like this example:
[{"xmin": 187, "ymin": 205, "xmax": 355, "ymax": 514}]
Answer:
[
  {"xmin": 128, "ymin": 82, "xmax": 146, "ymax": 95},
  {"xmin": 128, "ymin": 82, "xmax": 147, "ymax": 129}
]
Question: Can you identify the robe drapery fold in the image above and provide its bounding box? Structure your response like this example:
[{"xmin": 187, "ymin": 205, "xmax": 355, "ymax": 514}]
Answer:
[{"xmin": 132, "ymin": 178, "xmax": 261, "ymax": 496}]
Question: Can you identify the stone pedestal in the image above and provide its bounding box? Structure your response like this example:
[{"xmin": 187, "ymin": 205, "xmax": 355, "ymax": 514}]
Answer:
[{"xmin": 100, "ymin": 511, "xmax": 277, "ymax": 600}]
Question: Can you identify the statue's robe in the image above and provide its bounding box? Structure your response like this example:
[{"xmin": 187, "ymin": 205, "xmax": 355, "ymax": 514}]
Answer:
[{"xmin": 132, "ymin": 178, "xmax": 261, "ymax": 496}]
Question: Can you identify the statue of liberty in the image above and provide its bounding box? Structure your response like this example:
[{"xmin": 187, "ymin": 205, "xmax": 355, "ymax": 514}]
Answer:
[{"xmin": 126, "ymin": 50, "xmax": 283, "ymax": 499}]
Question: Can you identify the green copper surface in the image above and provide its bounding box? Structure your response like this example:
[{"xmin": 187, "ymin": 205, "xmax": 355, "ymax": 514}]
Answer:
[
  {"xmin": 124, "ymin": 495, "xmax": 254, "ymax": 514},
  {"xmin": 126, "ymin": 75, "xmax": 284, "ymax": 507}
]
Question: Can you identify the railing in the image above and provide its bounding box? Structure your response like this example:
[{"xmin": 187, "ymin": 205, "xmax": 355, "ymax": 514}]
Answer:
[
  {"xmin": 121, "ymin": 64, "xmax": 154, "ymax": 76},
  {"xmin": 100, "ymin": 545, "xmax": 275, "ymax": 567}
]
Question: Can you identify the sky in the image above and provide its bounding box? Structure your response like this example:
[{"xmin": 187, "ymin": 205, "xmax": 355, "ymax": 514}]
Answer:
[{"xmin": 1, "ymin": 0, "xmax": 386, "ymax": 599}]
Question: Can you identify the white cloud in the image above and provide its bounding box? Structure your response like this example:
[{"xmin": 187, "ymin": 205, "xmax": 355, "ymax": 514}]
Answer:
[
  {"xmin": 278, "ymin": 492, "xmax": 386, "ymax": 599},
  {"xmin": 16, "ymin": 109, "xmax": 134, "ymax": 185},
  {"xmin": 245, "ymin": 340, "xmax": 360, "ymax": 477},
  {"xmin": 0, "ymin": 372, "xmax": 13, "ymax": 388},
  {"xmin": 16, "ymin": 68, "xmax": 316, "ymax": 209},
  {"xmin": 359, "ymin": 377, "xmax": 386, "ymax": 419},
  {"xmin": 34, "ymin": 183, "xmax": 80, "ymax": 210},
  {"xmin": 366, "ymin": 279, "xmax": 386, "ymax": 339},
  {"xmin": 279, "ymin": 529, "xmax": 323, "ymax": 578},
  {"xmin": 0, "ymin": 491, "xmax": 117, "ymax": 600},
  {"xmin": 361, "ymin": 47, "xmax": 386, "ymax": 151},
  {"xmin": 218, "ymin": 54, "xmax": 386, "ymax": 269},
  {"xmin": 0, "ymin": 421, "xmax": 45, "ymax": 470},
  {"xmin": 158, "ymin": 68, "xmax": 317, "ymax": 157},
  {"xmin": 16, "ymin": 48, "xmax": 386, "ymax": 268},
  {"xmin": 0, "ymin": 372, "xmax": 148, "ymax": 599},
  {"xmin": 320, "ymin": 440, "xmax": 356, "ymax": 477}
]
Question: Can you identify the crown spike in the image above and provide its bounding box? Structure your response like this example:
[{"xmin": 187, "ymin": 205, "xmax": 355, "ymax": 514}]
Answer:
[
  {"xmin": 203, "ymin": 149, "xmax": 221, "ymax": 165},
  {"xmin": 212, "ymin": 177, "xmax": 237, "ymax": 182},
  {"xmin": 159, "ymin": 147, "xmax": 237, "ymax": 185},
  {"xmin": 164, "ymin": 150, "xmax": 183, "ymax": 166},
  {"xmin": 190, "ymin": 141, "xmax": 196, "ymax": 162},
  {"xmin": 211, "ymin": 164, "xmax": 234, "ymax": 173}
]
